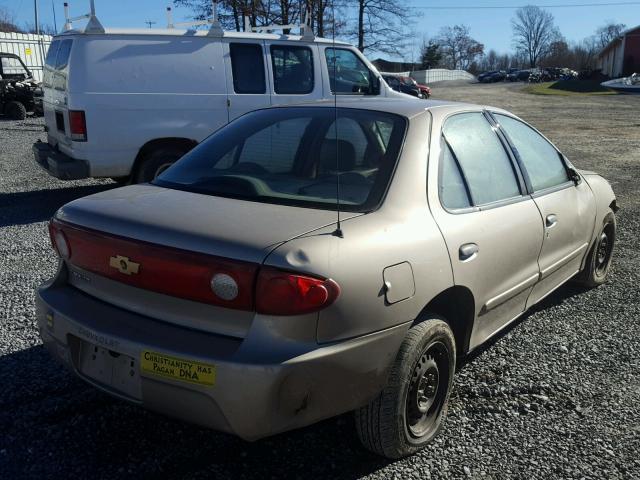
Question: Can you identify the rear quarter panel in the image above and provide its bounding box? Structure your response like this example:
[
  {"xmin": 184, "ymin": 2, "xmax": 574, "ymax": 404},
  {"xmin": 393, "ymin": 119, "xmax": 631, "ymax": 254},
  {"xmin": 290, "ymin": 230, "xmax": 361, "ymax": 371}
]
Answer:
[{"xmin": 263, "ymin": 112, "xmax": 454, "ymax": 343}]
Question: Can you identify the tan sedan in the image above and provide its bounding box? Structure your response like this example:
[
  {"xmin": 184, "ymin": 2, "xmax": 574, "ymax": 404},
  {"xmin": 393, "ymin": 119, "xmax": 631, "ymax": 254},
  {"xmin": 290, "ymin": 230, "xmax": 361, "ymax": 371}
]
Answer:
[{"xmin": 37, "ymin": 97, "xmax": 616, "ymax": 458}]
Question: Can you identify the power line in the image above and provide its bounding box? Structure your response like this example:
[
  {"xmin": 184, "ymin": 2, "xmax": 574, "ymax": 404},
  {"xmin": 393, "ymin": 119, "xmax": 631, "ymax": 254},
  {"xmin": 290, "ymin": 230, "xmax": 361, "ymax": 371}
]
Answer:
[{"xmin": 412, "ymin": 1, "xmax": 640, "ymax": 9}]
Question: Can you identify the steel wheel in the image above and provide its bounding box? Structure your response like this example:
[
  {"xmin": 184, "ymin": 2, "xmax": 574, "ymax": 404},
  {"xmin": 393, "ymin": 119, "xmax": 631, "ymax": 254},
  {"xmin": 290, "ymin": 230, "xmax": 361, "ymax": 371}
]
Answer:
[
  {"xmin": 405, "ymin": 340, "xmax": 451, "ymax": 441},
  {"xmin": 594, "ymin": 231, "xmax": 613, "ymax": 277}
]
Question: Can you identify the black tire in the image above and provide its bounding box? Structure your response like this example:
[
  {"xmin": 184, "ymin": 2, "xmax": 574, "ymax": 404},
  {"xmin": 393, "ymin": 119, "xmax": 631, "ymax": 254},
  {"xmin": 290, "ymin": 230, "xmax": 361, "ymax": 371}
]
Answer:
[
  {"xmin": 575, "ymin": 211, "xmax": 616, "ymax": 287},
  {"xmin": 5, "ymin": 101, "xmax": 27, "ymax": 120},
  {"xmin": 134, "ymin": 147, "xmax": 187, "ymax": 183},
  {"xmin": 355, "ymin": 317, "xmax": 456, "ymax": 459}
]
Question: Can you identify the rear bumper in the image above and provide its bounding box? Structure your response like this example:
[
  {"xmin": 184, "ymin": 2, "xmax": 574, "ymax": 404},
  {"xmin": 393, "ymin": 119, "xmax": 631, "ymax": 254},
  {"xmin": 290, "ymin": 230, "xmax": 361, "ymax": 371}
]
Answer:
[
  {"xmin": 33, "ymin": 141, "xmax": 89, "ymax": 180},
  {"xmin": 36, "ymin": 280, "xmax": 408, "ymax": 441}
]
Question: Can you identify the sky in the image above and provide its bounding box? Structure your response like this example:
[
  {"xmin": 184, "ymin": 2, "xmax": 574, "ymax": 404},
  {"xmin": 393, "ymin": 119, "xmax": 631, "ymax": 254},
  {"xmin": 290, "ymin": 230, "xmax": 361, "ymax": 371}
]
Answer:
[{"xmin": 2, "ymin": 0, "xmax": 639, "ymax": 60}]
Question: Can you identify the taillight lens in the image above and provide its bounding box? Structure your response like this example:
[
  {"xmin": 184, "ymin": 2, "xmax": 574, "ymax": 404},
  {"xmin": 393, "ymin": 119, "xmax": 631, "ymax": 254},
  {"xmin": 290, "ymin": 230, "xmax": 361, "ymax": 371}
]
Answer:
[
  {"xmin": 48, "ymin": 219, "xmax": 70, "ymax": 259},
  {"xmin": 68, "ymin": 110, "xmax": 87, "ymax": 141},
  {"xmin": 51, "ymin": 219, "xmax": 257, "ymax": 309},
  {"xmin": 256, "ymin": 267, "xmax": 340, "ymax": 316}
]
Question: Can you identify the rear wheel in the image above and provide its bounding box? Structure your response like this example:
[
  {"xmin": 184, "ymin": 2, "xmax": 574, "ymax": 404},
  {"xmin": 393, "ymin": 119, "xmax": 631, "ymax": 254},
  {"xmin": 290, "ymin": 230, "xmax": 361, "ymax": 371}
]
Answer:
[
  {"xmin": 575, "ymin": 212, "xmax": 615, "ymax": 287},
  {"xmin": 134, "ymin": 147, "xmax": 187, "ymax": 183},
  {"xmin": 355, "ymin": 317, "xmax": 456, "ymax": 459},
  {"xmin": 5, "ymin": 101, "xmax": 27, "ymax": 120}
]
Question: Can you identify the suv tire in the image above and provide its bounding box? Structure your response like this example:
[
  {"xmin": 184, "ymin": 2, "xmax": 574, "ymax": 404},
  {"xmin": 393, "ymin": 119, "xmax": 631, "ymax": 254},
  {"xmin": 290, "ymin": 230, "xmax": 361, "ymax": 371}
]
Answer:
[
  {"xmin": 355, "ymin": 317, "xmax": 456, "ymax": 459},
  {"xmin": 5, "ymin": 101, "xmax": 27, "ymax": 120},
  {"xmin": 135, "ymin": 146, "xmax": 187, "ymax": 183}
]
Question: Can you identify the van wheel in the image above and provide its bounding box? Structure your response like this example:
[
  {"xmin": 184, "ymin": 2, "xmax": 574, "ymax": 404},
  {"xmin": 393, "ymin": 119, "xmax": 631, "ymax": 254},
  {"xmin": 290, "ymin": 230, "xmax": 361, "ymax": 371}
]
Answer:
[
  {"xmin": 575, "ymin": 212, "xmax": 615, "ymax": 287},
  {"xmin": 355, "ymin": 317, "xmax": 456, "ymax": 459},
  {"xmin": 5, "ymin": 101, "xmax": 27, "ymax": 120},
  {"xmin": 134, "ymin": 147, "xmax": 186, "ymax": 183}
]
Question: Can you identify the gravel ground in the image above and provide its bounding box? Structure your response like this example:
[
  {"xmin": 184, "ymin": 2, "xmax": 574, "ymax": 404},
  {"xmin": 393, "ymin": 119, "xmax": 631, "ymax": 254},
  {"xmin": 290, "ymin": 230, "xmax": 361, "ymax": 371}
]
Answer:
[{"xmin": 1, "ymin": 83, "xmax": 639, "ymax": 479}]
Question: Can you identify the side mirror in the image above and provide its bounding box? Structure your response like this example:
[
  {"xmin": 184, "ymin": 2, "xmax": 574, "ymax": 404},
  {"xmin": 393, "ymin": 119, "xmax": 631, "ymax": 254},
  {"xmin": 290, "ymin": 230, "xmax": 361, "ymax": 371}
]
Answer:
[
  {"xmin": 369, "ymin": 74, "xmax": 381, "ymax": 95},
  {"xmin": 567, "ymin": 166, "xmax": 581, "ymax": 185}
]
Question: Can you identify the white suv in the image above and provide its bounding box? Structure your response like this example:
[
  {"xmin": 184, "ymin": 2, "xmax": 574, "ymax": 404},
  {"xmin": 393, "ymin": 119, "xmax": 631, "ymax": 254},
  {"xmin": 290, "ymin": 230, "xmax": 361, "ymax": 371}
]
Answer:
[{"xmin": 33, "ymin": 28, "xmax": 397, "ymax": 183}]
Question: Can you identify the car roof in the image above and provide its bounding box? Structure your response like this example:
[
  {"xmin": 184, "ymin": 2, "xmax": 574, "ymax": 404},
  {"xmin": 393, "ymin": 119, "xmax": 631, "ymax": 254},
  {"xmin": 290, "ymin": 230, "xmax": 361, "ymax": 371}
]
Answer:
[
  {"xmin": 55, "ymin": 28, "xmax": 351, "ymax": 45},
  {"xmin": 270, "ymin": 97, "xmax": 481, "ymax": 119}
]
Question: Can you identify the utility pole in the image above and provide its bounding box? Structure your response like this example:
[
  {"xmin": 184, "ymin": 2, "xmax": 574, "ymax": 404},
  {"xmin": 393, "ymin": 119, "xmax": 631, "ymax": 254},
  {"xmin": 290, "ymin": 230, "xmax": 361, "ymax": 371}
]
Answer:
[{"xmin": 145, "ymin": 21, "xmax": 156, "ymax": 29}]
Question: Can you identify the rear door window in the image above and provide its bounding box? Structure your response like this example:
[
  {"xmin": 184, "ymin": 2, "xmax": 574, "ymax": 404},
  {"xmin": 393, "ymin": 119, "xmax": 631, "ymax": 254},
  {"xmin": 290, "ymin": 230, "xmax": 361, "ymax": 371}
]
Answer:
[
  {"xmin": 45, "ymin": 40, "xmax": 60, "ymax": 67},
  {"xmin": 55, "ymin": 39, "xmax": 73, "ymax": 70},
  {"xmin": 443, "ymin": 112, "xmax": 521, "ymax": 206},
  {"xmin": 494, "ymin": 114, "xmax": 570, "ymax": 191},
  {"xmin": 270, "ymin": 45, "xmax": 313, "ymax": 94},
  {"xmin": 229, "ymin": 43, "xmax": 266, "ymax": 94},
  {"xmin": 325, "ymin": 48, "xmax": 372, "ymax": 94},
  {"xmin": 439, "ymin": 142, "xmax": 472, "ymax": 210}
]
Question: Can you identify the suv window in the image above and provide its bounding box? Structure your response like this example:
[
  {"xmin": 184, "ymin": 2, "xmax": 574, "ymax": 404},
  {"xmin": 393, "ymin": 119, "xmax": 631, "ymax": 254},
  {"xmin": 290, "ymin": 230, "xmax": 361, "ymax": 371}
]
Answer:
[
  {"xmin": 443, "ymin": 113, "xmax": 520, "ymax": 206},
  {"xmin": 55, "ymin": 39, "xmax": 73, "ymax": 70},
  {"xmin": 325, "ymin": 48, "xmax": 372, "ymax": 94},
  {"xmin": 229, "ymin": 43, "xmax": 266, "ymax": 94},
  {"xmin": 440, "ymin": 142, "xmax": 471, "ymax": 209},
  {"xmin": 270, "ymin": 45, "xmax": 313, "ymax": 94},
  {"xmin": 155, "ymin": 107, "xmax": 406, "ymax": 212},
  {"xmin": 494, "ymin": 114, "xmax": 570, "ymax": 191}
]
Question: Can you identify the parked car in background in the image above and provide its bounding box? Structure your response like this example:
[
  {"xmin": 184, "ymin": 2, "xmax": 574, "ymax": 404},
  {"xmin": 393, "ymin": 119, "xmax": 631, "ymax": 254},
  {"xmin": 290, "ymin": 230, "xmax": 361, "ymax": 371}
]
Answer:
[
  {"xmin": 477, "ymin": 70, "xmax": 506, "ymax": 83},
  {"xmin": 33, "ymin": 28, "xmax": 397, "ymax": 184},
  {"xmin": 399, "ymin": 75, "xmax": 431, "ymax": 98},
  {"xmin": 382, "ymin": 74, "xmax": 422, "ymax": 98},
  {"xmin": 38, "ymin": 96, "xmax": 616, "ymax": 459},
  {"xmin": 0, "ymin": 52, "xmax": 43, "ymax": 119}
]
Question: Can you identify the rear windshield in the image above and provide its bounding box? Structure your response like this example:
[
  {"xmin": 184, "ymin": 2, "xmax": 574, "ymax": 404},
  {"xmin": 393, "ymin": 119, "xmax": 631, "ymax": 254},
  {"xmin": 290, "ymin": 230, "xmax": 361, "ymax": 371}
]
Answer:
[
  {"xmin": 155, "ymin": 107, "xmax": 406, "ymax": 212},
  {"xmin": 44, "ymin": 40, "xmax": 60, "ymax": 67}
]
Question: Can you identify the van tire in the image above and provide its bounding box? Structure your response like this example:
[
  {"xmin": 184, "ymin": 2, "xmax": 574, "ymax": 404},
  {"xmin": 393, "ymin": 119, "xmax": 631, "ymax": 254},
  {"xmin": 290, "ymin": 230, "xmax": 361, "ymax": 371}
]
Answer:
[
  {"xmin": 5, "ymin": 101, "xmax": 27, "ymax": 120},
  {"xmin": 355, "ymin": 317, "xmax": 456, "ymax": 459},
  {"xmin": 134, "ymin": 147, "xmax": 186, "ymax": 183}
]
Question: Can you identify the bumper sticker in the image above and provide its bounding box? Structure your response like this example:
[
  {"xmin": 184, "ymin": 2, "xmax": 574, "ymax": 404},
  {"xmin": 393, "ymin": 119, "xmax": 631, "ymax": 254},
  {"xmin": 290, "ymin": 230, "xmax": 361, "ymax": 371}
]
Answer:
[{"xmin": 141, "ymin": 350, "xmax": 216, "ymax": 386}]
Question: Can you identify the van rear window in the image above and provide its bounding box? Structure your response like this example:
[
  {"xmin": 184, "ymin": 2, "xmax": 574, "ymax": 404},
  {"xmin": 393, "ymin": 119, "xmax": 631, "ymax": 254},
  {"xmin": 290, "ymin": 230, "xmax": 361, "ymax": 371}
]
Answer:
[
  {"xmin": 44, "ymin": 40, "xmax": 60, "ymax": 67},
  {"xmin": 55, "ymin": 39, "xmax": 73, "ymax": 70}
]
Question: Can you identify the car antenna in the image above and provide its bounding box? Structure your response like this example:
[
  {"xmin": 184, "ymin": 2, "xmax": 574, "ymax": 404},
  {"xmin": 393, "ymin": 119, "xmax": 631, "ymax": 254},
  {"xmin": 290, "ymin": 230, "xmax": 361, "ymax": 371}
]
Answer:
[{"xmin": 331, "ymin": 1, "xmax": 343, "ymax": 238}]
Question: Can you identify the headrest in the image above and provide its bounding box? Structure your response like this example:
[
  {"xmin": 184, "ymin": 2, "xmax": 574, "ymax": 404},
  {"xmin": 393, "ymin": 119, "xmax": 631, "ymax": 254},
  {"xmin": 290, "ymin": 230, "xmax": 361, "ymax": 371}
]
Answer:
[{"xmin": 319, "ymin": 139, "xmax": 356, "ymax": 173}]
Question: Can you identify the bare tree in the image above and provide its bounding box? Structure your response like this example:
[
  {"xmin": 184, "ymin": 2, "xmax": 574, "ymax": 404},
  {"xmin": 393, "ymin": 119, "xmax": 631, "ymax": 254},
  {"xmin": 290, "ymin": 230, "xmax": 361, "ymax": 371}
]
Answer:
[
  {"xmin": 0, "ymin": 6, "xmax": 22, "ymax": 33},
  {"xmin": 347, "ymin": 0, "xmax": 414, "ymax": 55},
  {"xmin": 595, "ymin": 21, "xmax": 626, "ymax": 49},
  {"xmin": 512, "ymin": 5, "xmax": 559, "ymax": 68},
  {"xmin": 437, "ymin": 25, "xmax": 484, "ymax": 70}
]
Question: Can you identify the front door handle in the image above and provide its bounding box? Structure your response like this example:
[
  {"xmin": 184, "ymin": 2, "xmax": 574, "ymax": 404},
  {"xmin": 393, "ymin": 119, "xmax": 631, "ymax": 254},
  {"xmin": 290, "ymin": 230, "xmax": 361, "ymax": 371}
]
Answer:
[
  {"xmin": 546, "ymin": 214, "xmax": 558, "ymax": 228},
  {"xmin": 459, "ymin": 243, "xmax": 479, "ymax": 261}
]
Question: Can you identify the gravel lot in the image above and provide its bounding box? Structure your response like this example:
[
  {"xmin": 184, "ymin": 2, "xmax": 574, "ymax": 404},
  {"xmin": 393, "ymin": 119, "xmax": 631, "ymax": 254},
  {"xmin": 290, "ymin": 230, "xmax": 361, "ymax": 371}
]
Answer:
[{"xmin": 1, "ymin": 82, "xmax": 639, "ymax": 479}]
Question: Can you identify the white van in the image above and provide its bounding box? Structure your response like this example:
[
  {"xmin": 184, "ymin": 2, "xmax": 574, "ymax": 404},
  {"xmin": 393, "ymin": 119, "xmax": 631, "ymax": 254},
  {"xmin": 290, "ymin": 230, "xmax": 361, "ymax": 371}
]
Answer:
[{"xmin": 33, "ymin": 28, "xmax": 398, "ymax": 183}]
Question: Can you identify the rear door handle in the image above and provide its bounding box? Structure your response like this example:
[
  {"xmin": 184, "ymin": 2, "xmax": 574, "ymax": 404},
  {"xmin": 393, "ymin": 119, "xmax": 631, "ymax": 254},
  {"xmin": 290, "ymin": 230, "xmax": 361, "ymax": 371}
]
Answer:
[
  {"xmin": 546, "ymin": 214, "xmax": 558, "ymax": 228},
  {"xmin": 459, "ymin": 243, "xmax": 479, "ymax": 261}
]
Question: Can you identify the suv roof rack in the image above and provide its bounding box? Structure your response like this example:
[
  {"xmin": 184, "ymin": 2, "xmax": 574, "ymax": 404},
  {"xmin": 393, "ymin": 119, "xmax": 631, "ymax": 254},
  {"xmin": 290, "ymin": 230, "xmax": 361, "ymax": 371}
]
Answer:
[{"xmin": 63, "ymin": 0, "xmax": 105, "ymax": 34}]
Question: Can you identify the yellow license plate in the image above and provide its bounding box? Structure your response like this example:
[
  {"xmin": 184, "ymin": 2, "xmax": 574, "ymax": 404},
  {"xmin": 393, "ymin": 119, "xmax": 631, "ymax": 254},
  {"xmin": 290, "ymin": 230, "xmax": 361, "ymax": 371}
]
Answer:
[{"xmin": 141, "ymin": 350, "xmax": 216, "ymax": 386}]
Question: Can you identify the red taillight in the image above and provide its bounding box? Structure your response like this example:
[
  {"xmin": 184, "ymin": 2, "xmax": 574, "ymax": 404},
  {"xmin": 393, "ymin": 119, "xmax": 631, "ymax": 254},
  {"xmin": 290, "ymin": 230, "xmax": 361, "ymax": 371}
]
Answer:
[
  {"xmin": 52, "ymin": 219, "xmax": 257, "ymax": 309},
  {"xmin": 256, "ymin": 267, "xmax": 340, "ymax": 316},
  {"xmin": 48, "ymin": 219, "xmax": 70, "ymax": 259},
  {"xmin": 51, "ymin": 220, "xmax": 340, "ymax": 315},
  {"xmin": 68, "ymin": 110, "xmax": 87, "ymax": 141}
]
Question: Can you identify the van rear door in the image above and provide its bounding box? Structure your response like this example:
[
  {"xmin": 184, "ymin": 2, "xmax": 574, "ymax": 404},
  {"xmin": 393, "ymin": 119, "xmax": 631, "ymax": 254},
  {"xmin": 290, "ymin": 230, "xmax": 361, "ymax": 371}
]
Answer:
[
  {"xmin": 223, "ymin": 40, "xmax": 271, "ymax": 122},
  {"xmin": 42, "ymin": 37, "xmax": 73, "ymax": 149}
]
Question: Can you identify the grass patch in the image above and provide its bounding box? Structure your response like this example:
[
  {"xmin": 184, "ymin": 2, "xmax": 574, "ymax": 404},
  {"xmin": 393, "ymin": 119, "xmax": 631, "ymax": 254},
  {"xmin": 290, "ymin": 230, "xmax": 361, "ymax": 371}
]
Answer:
[{"xmin": 524, "ymin": 80, "xmax": 617, "ymax": 96}]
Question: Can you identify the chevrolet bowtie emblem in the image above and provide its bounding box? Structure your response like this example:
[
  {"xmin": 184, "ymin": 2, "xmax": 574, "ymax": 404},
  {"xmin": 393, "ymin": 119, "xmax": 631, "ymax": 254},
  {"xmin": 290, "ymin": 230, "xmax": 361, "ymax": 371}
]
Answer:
[{"xmin": 109, "ymin": 255, "xmax": 140, "ymax": 275}]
